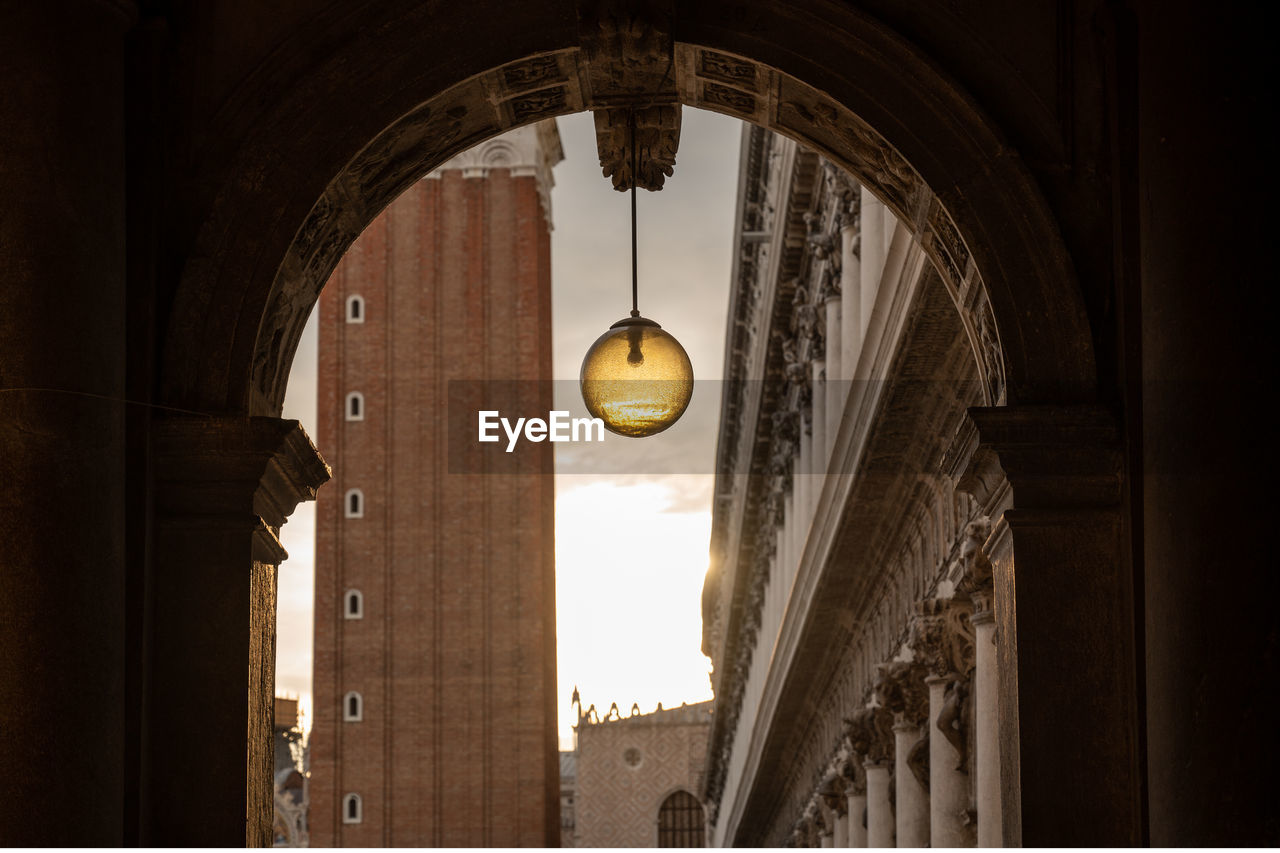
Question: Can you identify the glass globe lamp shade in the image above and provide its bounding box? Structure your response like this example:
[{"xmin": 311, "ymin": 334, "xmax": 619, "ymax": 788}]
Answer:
[{"xmin": 580, "ymin": 316, "xmax": 694, "ymax": 437}]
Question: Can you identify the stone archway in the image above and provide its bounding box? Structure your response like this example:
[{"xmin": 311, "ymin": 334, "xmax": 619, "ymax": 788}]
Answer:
[
  {"xmin": 159, "ymin": 2, "xmax": 1097, "ymax": 419},
  {"xmin": 152, "ymin": 0, "xmax": 1130, "ymax": 845}
]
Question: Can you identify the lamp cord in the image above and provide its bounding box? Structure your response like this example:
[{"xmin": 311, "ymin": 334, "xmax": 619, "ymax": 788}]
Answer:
[{"xmin": 630, "ymin": 109, "xmax": 640, "ymax": 318}]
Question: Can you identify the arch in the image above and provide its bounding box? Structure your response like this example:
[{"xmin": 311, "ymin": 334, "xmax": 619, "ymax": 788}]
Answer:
[
  {"xmin": 344, "ymin": 589, "xmax": 363, "ymax": 620},
  {"xmin": 345, "ymin": 391, "xmax": 364, "ymax": 421},
  {"xmin": 158, "ymin": 1, "xmax": 1097, "ymax": 419},
  {"xmin": 343, "ymin": 691, "xmax": 363, "ymax": 722},
  {"xmin": 346, "ymin": 294, "xmax": 365, "ymax": 323},
  {"xmin": 342, "ymin": 793, "xmax": 362, "ymax": 824},
  {"xmin": 657, "ymin": 789, "xmax": 705, "ymax": 847},
  {"xmin": 344, "ymin": 489, "xmax": 364, "ymax": 519}
]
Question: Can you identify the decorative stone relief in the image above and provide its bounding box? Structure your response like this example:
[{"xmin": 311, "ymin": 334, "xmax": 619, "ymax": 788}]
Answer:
[
  {"xmin": 911, "ymin": 596, "xmax": 976, "ymax": 772},
  {"xmin": 844, "ymin": 705, "xmax": 895, "ymax": 765},
  {"xmin": 955, "ymin": 518, "xmax": 994, "ymax": 612},
  {"xmin": 592, "ymin": 104, "xmax": 681, "ymax": 190},
  {"xmin": 876, "ymin": 660, "xmax": 930, "ymax": 726},
  {"xmin": 576, "ymin": 0, "xmax": 680, "ymax": 190},
  {"xmin": 819, "ymin": 773, "xmax": 848, "ymax": 817}
]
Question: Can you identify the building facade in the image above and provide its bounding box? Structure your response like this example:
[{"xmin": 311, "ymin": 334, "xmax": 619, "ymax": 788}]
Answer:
[
  {"xmin": 572, "ymin": 700, "xmax": 712, "ymax": 847},
  {"xmin": 308, "ymin": 123, "xmax": 563, "ymax": 847},
  {"xmin": 272, "ymin": 697, "xmax": 309, "ymax": 848},
  {"xmin": 702, "ymin": 126, "xmax": 1001, "ymax": 846}
]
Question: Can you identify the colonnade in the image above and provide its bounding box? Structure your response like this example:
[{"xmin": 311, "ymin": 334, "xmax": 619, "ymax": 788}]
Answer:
[
  {"xmin": 789, "ymin": 530, "xmax": 1002, "ymax": 848},
  {"xmin": 776, "ymin": 184, "xmax": 899, "ymax": 582}
]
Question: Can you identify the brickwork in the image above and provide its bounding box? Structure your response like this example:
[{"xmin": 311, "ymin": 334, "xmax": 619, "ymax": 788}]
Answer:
[
  {"xmin": 310, "ymin": 126, "xmax": 561, "ymax": 846},
  {"xmin": 573, "ymin": 702, "xmax": 712, "ymax": 847}
]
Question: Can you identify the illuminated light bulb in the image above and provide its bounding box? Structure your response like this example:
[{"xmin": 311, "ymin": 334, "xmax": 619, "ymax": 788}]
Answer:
[{"xmin": 580, "ymin": 315, "xmax": 694, "ymax": 438}]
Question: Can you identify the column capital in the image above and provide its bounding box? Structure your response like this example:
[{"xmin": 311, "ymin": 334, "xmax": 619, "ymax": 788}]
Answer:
[
  {"xmin": 819, "ymin": 773, "xmax": 848, "ymax": 817},
  {"xmin": 911, "ymin": 596, "xmax": 976, "ymax": 680},
  {"xmin": 946, "ymin": 404, "xmax": 1122, "ymax": 515},
  {"xmin": 155, "ymin": 415, "xmax": 330, "ymax": 560},
  {"xmin": 876, "ymin": 659, "xmax": 930, "ymax": 726},
  {"xmin": 844, "ymin": 705, "xmax": 895, "ymax": 765}
]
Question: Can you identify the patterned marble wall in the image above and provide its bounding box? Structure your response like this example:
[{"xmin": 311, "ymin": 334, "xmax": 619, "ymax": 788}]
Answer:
[{"xmin": 573, "ymin": 702, "xmax": 712, "ymax": 847}]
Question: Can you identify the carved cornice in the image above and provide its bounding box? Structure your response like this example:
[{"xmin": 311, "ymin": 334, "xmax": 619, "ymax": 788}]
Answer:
[
  {"xmin": 154, "ymin": 416, "xmax": 331, "ymax": 565},
  {"xmin": 955, "ymin": 405, "xmax": 1123, "ymax": 511}
]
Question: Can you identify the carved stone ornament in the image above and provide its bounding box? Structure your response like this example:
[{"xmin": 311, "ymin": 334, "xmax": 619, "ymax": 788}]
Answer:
[
  {"xmin": 577, "ymin": 0, "xmax": 681, "ymax": 190},
  {"xmin": 876, "ymin": 659, "xmax": 930, "ymax": 726},
  {"xmin": 819, "ymin": 773, "xmax": 848, "ymax": 816},
  {"xmin": 844, "ymin": 705, "xmax": 895, "ymax": 765},
  {"xmin": 954, "ymin": 517, "xmax": 994, "ymax": 606},
  {"xmin": 839, "ymin": 744, "xmax": 867, "ymax": 795},
  {"xmin": 592, "ymin": 104, "xmax": 681, "ymax": 190},
  {"xmin": 912, "ymin": 597, "xmax": 976, "ymax": 680}
]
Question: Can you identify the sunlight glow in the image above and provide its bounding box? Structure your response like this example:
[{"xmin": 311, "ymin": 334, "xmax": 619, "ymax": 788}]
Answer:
[{"xmin": 554, "ymin": 476, "xmax": 714, "ymax": 748}]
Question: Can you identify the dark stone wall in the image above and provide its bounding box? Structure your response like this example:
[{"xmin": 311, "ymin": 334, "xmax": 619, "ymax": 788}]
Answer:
[{"xmin": 1137, "ymin": 0, "xmax": 1277, "ymax": 844}]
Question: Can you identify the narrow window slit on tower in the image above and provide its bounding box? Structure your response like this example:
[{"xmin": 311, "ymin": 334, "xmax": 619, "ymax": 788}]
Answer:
[
  {"xmin": 346, "ymin": 391, "xmax": 364, "ymax": 421},
  {"xmin": 342, "ymin": 793, "xmax": 362, "ymax": 824},
  {"xmin": 344, "ymin": 691, "xmax": 363, "ymax": 722},
  {"xmin": 346, "ymin": 295, "xmax": 365, "ymax": 323},
  {"xmin": 345, "ymin": 489, "xmax": 364, "ymax": 518}
]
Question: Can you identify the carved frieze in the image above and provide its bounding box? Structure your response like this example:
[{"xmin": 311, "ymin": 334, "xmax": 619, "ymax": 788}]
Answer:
[{"xmin": 774, "ymin": 81, "xmax": 921, "ymax": 222}]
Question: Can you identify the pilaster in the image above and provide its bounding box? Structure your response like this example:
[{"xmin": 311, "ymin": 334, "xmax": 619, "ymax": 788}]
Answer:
[
  {"xmin": 144, "ymin": 416, "xmax": 329, "ymax": 845},
  {"xmin": 951, "ymin": 405, "xmax": 1140, "ymax": 846}
]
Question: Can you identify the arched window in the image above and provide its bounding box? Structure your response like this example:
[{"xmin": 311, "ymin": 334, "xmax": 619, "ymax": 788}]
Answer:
[
  {"xmin": 344, "ymin": 589, "xmax": 364, "ymax": 620},
  {"xmin": 342, "ymin": 793, "xmax": 362, "ymax": 824},
  {"xmin": 343, "ymin": 691, "xmax": 363, "ymax": 722},
  {"xmin": 345, "ymin": 295, "xmax": 365, "ymax": 323},
  {"xmin": 344, "ymin": 489, "xmax": 363, "ymax": 519},
  {"xmin": 345, "ymin": 391, "xmax": 364, "ymax": 421},
  {"xmin": 657, "ymin": 790, "xmax": 704, "ymax": 847}
]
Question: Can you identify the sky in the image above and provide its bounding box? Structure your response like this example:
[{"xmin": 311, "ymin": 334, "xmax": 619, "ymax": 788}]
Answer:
[{"xmin": 277, "ymin": 108, "xmax": 744, "ymax": 749}]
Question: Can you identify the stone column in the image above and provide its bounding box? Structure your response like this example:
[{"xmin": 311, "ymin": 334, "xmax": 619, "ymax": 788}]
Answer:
[
  {"xmin": 913, "ymin": 597, "xmax": 977, "ymax": 847},
  {"xmin": 799, "ymin": 414, "xmax": 813, "ymax": 534},
  {"xmin": 858, "ymin": 187, "xmax": 884, "ymax": 341},
  {"xmin": 144, "ymin": 416, "xmax": 329, "ymax": 845},
  {"xmin": 0, "ymin": 2, "xmax": 135, "ymax": 844},
  {"xmin": 812, "ymin": 361, "xmax": 827, "ymax": 475},
  {"xmin": 877, "ymin": 660, "xmax": 930, "ymax": 847},
  {"xmin": 846, "ymin": 786, "xmax": 868, "ymax": 847},
  {"xmin": 893, "ymin": 720, "xmax": 930, "ymax": 847},
  {"xmin": 863, "ymin": 762, "xmax": 894, "ymax": 848},
  {"xmin": 971, "ymin": 599, "xmax": 1002, "ymax": 847},
  {"xmin": 840, "ymin": 206, "xmax": 861, "ymax": 381},
  {"xmin": 926, "ymin": 675, "xmax": 971, "ymax": 847},
  {"xmin": 821, "ymin": 775, "xmax": 849, "ymax": 849},
  {"xmin": 824, "ymin": 292, "xmax": 843, "ymax": 457},
  {"xmin": 950, "ymin": 406, "xmax": 1140, "ymax": 846}
]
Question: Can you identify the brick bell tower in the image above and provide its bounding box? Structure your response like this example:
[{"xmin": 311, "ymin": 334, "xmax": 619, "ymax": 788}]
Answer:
[{"xmin": 309, "ymin": 121, "xmax": 563, "ymax": 847}]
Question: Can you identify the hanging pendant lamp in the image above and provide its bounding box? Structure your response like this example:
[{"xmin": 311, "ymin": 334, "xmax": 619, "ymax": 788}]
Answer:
[{"xmin": 579, "ymin": 110, "xmax": 694, "ymax": 438}]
